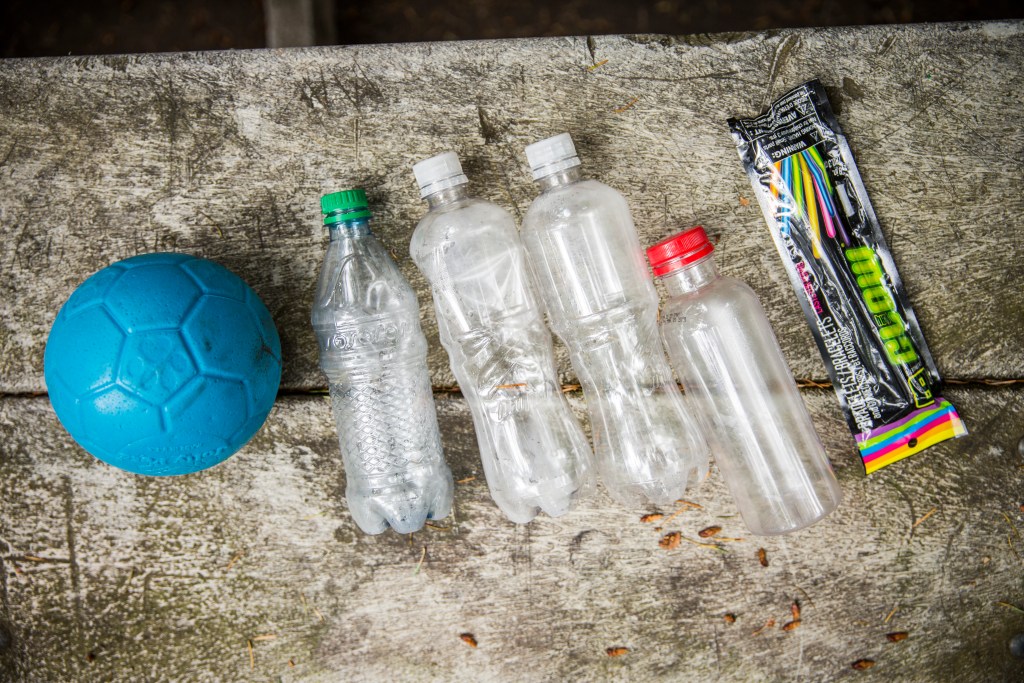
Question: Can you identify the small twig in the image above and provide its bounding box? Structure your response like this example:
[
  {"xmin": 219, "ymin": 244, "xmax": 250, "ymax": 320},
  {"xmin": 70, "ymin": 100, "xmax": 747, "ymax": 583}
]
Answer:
[
  {"xmin": 23, "ymin": 555, "xmax": 46, "ymax": 562},
  {"xmin": 997, "ymin": 601, "xmax": 1024, "ymax": 615},
  {"xmin": 495, "ymin": 383, "xmax": 526, "ymax": 390},
  {"xmin": 414, "ymin": 546, "xmax": 427, "ymax": 575},
  {"xmin": 247, "ymin": 639, "xmax": 254, "ymax": 671},
  {"xmin": 679, "ymin": 536, "xmax": 728, "ymax": 553},
  {"xmin": 659, "ymin": 500, "xmax": 701, "ymax": 527},
  {"xmin": 614, "ymin": 96, "xmax": 639, "ymax": 113},
  {"xmin": 912, "ymin": 507, "xmax": 938, "ymax": 529},
  {"xmin": 118, "ymin": 566, "xmax": 136, "ymax": 592},
  {"xmin": 588, "ymin": 59, "xmax": 609, "ymax": 71},
  {"xmin": 883, "ymin": 605, "xmax": 899, "ymax": 624},
  {"xmin": 302, "ymin": 511, "xmax": 325, "ymax": 520},
  {"xmin": 795, "ymin": 379, "xmax": 833, "ymax": 388},
  {"xmin": 1006, "ymin": 531, "xmax": 1022, "ymax": 560},
  {"xmin": 226, "ymin": 551, "xmax": 244, "ymax": 571},
  {"xmin": 456, "ymin": 476, "xmax": 476, "ymax": 484},
  {"xmin": 791, "ymin": 585, "xmax": 816, "ymax": 610},
  {"xmin": 1001, "ymin": 512, "xmax": 1022, "ymax": 540},
  {"xmin": 251, "ymin": 634, "xmax": 276, "ymax": 642},
  {"xmin": 946, "ymin": 378, "xmax": 1024, "ymax": 386},
  {"xmin": 313, "ymin": 606, "xmax": 326, "ymax": 622}
]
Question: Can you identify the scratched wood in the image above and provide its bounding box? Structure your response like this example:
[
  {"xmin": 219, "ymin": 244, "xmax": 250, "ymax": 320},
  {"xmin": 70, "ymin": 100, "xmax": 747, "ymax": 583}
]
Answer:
[
  {"xmin": 1, "ymin": 20, "xmax": 1024, "ymax": 683},
  {"xmin": 0, "ymin": 22, "xmax": 1022, "ymax": 394},
  {"xmin": 1, "ymin": 387, "xmax": 1023, "ymax": 682}
]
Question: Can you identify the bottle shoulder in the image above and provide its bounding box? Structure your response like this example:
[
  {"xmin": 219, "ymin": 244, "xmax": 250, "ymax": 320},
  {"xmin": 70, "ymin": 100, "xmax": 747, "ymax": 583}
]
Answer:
[
  {"xmin": 412, "ymin": 199, "xmax": 521, "ymax": 262},
  {"xmin": 312, "ymin": 232, "xmax": 420, "ymax": 323},
  {"xmin": 662, "ymin": 275, "xmax": 753, "ymax": 310},
  {"xmin": 662, "ymin": 276, "xmax": 765, "ymax": 324},
  {"xmin": 523, "ymin": 179, "xmax": 628, "ymax": 229}
]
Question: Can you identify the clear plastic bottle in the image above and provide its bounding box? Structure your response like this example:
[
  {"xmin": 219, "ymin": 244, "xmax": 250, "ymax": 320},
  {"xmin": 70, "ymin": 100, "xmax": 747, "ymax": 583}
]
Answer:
[
  {"xmin": 647, "ymin": 226, "xmax": 842, "ymax": 535},
  {"xmin": 311, "ymin": 189, "xmax": 453, "ymax": 535},
  {"xmin": 520, "ymin": 133, "xmax": 709, "ymax": 508},
  {"xmin": 410, "ymin": 152, "xmax": 593, "ymax": 523}
]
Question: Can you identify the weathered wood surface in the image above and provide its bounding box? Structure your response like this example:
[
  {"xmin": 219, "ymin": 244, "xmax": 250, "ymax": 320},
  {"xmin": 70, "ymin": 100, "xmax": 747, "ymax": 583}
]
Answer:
[
  {"xmin": 0, "ymin": 22, "xmax": 1022, "ymax": 394},
  {"xmin": 1, "ymin": 387, "xmax": 1023, "ymax": 682},
  {"xmin": 2, "ymin": 20, "xmax": 1024, "ymax": 683}
]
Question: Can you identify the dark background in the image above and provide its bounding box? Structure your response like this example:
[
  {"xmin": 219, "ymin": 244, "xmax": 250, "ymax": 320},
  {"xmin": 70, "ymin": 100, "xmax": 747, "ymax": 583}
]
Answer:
[{"xmin": 1, "ymin": 0, "xmax": 1020, "ymax": 57}]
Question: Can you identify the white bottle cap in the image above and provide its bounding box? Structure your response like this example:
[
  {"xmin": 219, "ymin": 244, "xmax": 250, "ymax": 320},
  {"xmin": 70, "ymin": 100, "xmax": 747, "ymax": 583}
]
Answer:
[
  {"xmin": 524, "ymin": 132, "xmax": 581, "ymax": 180},
  {"xmin": 412, "ymin": 151, "xmax": 469, "ymax": 198}
]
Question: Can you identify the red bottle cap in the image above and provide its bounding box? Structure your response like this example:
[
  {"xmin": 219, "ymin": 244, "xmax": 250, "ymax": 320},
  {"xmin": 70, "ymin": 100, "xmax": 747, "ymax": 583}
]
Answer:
[{"xmin": 646, "ymin": 226, "xmax": 715, "ymax": 277}]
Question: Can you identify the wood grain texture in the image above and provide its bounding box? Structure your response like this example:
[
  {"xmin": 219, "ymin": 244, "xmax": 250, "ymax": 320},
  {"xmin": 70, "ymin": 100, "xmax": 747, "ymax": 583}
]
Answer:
[
  {"xmin": 1, "ymin": 22, "xmax": 1022, "ymax": 394},
  {"xmin": 1, "ymin": 386, "xmax": 1023, "ymax": 681}
]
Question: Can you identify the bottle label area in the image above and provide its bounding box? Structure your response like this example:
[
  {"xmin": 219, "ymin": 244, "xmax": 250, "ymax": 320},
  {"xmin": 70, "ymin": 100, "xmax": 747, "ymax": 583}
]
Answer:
[{"xmin": 322, "ymin": 316, "xmax": 412, "ymax": 353}]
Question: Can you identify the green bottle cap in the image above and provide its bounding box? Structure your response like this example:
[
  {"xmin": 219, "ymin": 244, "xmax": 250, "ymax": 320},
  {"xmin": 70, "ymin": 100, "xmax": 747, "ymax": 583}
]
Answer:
[{"xmin": 321, "ymin": 189, "xmax": 372, "ymax": 225}]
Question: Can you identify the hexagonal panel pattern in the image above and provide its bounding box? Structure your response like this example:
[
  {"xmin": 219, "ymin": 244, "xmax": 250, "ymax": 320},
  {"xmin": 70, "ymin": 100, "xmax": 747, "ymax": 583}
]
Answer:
[
  {"xmin": 165, "ymin": 375, "xmax": 249, "ymax": 443},
  {"xmin": 183, "ymin": 295, "xmax": 269, "ymax": 380},
  {"xmin": 77, "ymin": 386, "xmax": 163, "ymax": 455},
  {"xmin": 44, "ymin": 305, "xmax": 125, "ymax": 395},
  {"xmin": 104, "ymin": 263, "xmax": 202, "ymax": 333},
  {"xmin": 182, "ymin": 258, "xmax": 247, "ymax": 301},
  {"xmin": 61, "ymin": 264, "xmax": 125, "ymax": 317}
]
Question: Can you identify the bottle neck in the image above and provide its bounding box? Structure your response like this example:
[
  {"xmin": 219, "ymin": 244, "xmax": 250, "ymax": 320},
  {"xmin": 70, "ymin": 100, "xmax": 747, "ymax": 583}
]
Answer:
[
  {"xmin": 424, "ymin": 183, "xmax": 470, "ymax": 209},
  {"xmin": 660, "ymin": 256, "xmax": 720, "ymax": 295},
  {"xmin": 535, "ymin": 165, "xmax": 582, "ymax": 191},
  {"xmin": 327, "ymin": 219, "xmax": 372, "ymax": 240}
]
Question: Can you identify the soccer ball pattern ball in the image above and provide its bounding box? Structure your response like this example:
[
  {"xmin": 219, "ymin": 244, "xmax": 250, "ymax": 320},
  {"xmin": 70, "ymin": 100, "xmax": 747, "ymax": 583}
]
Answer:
[{"xmin": 44, "ymin": 253, "xmax": 282, "ymax": 476}]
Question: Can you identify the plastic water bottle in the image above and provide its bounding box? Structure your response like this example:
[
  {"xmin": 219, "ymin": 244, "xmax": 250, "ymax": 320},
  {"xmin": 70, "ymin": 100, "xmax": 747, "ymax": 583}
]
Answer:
[
  {"xmin": 410, "ymin": 152, "xmax": 594, "ymax": 523},
  {"xmin": 520, "ymin": 134, "xmax": 710, "ymax": 507},
  {"xmin": 311, "ymin": 189, "xmax": 453, "ymax": 534},
  {"xmin": 647, "ymin": 226, "xmax": 842, "ymax": 535}
]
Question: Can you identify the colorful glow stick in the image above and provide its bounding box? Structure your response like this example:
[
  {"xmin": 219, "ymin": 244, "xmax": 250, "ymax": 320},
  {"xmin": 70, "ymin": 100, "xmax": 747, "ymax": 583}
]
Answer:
[
  {"xmin": 801, "ymin": 151, "xmax": 836, "ymax": 239},
  {"xmin": 801, "ymin": 148, "xmax": 852, "ymax": 247},
  {"xmin": 801, "ymin": 150, "xmax": 836, "ymax": 218},
  {"xmin": 791, "ymin": 153, "xmax": 804, "ymax": 221},
  {"xmin": 812, "ymin": 175, "xmax": 836, "ymax": 239},
  {"xmin": 806, "ymin": 145, "xmax": 833, "ymax": 192},
  {"xmin": 780, "ymin": 156, "xmax": 792, "ymax": 235},
  {"xmin": 798, "ymin": 154, "xmax": 821, "ymax": 258}
]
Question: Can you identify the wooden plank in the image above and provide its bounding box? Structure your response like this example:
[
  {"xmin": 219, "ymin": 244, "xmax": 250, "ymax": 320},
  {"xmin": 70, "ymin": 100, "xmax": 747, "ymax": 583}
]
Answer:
[
  {"xmin": 1, "ymin": 22, "xmax": 1022, "ymax": 394},
  {"xmin": 1, "ymin": 386, "xmax": 1022, "ymax": 681}
]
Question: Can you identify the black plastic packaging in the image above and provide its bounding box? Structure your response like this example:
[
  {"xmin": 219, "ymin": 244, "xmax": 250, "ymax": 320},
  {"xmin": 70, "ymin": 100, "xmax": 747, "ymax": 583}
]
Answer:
[{"xmin": 728, "ymin": 79, "xmax": 966, "ymax": 473}]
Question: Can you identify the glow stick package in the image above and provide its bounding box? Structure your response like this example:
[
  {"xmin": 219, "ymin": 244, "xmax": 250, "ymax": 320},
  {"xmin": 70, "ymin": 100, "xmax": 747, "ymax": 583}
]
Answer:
[{"xmin": 728, "ymin": 79, "xmax": 967, "ymax": 474}]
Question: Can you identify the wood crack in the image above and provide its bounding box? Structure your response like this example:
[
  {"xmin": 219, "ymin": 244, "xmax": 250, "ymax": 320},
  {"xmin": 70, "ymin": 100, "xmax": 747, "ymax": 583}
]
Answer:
[{"xmin": 2, "ymin": 378, "xmax": 1022, "ymax": 400}]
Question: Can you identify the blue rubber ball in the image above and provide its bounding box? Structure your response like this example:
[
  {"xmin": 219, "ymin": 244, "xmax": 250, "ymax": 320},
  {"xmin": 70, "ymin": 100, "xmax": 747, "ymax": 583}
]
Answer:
[{"xmin": 44, "ymin": 253, "xmax": 282, "ymax": 476}]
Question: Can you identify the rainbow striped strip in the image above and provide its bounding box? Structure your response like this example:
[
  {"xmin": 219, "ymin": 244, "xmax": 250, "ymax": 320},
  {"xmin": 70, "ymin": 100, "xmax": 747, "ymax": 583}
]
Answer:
[{"xmin": 857, "ymin": 399, "xmax": 967, "ymax": 474}]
